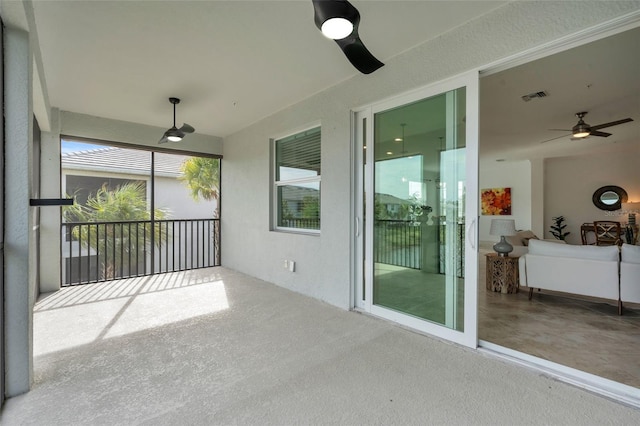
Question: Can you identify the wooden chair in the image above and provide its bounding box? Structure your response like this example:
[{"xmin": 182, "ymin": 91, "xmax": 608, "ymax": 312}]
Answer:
[
  {"xmin": 593, "ymin": 221, "xmax": 622, "ymax": 246},
  {"xmin": 581, "ymin": 223, "xmax": 596, "ymax": 245}
]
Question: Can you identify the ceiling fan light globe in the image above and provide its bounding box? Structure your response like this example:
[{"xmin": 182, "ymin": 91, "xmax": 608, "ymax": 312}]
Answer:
[
  {"xmin": 167, "ymin": 135, "xmax": 182, "ymax": 142},
  {"xmin": 321, "ymin": 17, "xmax": 353, "ymax": 40},
  {"xmin": 572, "ymin": 122, "xmax": 590, "ymax": 138}
]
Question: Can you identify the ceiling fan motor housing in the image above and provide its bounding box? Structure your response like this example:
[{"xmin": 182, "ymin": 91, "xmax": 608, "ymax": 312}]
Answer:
[{"xmin": 572, "ymin": 111, "xmax": 590, "ymax": 137}]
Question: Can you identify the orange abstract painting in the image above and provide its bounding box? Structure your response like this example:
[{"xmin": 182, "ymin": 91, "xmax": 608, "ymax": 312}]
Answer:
[{"xmin": 481, "ymin": 187, "xmax": 511, "ymax": 215}]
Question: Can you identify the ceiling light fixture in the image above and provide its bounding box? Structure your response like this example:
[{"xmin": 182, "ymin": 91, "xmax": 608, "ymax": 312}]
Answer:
[
  {"xmin": 159, "ymin": 98, "xmax": 195, "ymax": 144},
  {"xmin": 313, "ymin": 1, "xmax": 357, "ymax": 40},
  {"xmin": 321, "ymin": 17, "xmax": 353, "ymax": 40},
  {"xmin": 572, "ymin": 112, "xmax": 591, "ymax": 138}
]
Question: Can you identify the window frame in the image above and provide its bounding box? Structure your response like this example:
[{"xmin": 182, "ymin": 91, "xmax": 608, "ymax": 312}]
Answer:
[{"xmin": 271, "ymin": 123, "xmax": 322, "ymax": 234}]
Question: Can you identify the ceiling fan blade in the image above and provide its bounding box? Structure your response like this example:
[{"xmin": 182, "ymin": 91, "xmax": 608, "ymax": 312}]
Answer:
[
  {"xmin": 590, "ymin": 117, "xmax": 633, "ymax": 131},
  {"xmin": 589, "ymin": 130, "xmax": 612, "ymax": 137},
  {"xmin": 158, "ymin": 130, "xmax": 170, "ymax": 144},
  {"xmin": 180, "ymin": 123, "xmax": 195, "ymax": 134},
  {"xmin": 548, "ymin": 128, "xmax": 572, "ymax": 132},
  {"xmin": 312, "ymin": 0, "xmax": 384, "ymax": 74},
  {"xmin": 540, "ymin": 133, "xmax": 571, "ymax": 144},
  {"xmin": 335, "ymin": 34, "xmax": 384, "ymax": 74}
]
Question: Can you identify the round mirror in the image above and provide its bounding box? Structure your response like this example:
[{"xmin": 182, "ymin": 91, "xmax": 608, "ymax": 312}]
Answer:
[
  {"xmin": 600, "ymin": 191, "xmax": 620, "ymax": 205},
  {"xmin": 592, "ymin": 185, "xmax": 628, "ymax": 211}
]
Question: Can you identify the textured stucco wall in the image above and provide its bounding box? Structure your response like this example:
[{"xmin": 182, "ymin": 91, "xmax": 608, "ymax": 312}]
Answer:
[
  {"xmin": 4, "ymin": 26, "xmax": 34, "ymax": 397},
  {"xmin": 221, "ymin": 1, "xmax": 640, "ymax": 309},
  {"xmin": 39, "ymin": 109, "xmax": 61, "ymax": 293}
]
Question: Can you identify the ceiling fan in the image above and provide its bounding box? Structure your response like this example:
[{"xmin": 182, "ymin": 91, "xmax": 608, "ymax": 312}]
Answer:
[
  {"xmin": 311, "ymin": 0, "xmax": 384, "ymax": 74},
  {"xmin": 158, "ymin": 97, "xmax": 195, "ymax": 144},
  {"xmin": 542, "ymin": 111, "xmax": 633, "ymax": 143}
]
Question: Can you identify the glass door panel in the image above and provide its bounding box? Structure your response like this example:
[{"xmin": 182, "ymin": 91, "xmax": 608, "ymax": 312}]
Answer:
[{"xmin": 372, "ymin": 87, "xmax": 466, "ymax": 331}]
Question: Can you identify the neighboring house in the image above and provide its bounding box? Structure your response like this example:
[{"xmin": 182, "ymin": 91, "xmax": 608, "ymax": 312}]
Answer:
[
  {"xmin": 375, "ymin": 193, "xmax": 412, "ymax": 219},
  {"xmin": 62, "ymin": 146, "xmax": 217, "ymax": 220}
]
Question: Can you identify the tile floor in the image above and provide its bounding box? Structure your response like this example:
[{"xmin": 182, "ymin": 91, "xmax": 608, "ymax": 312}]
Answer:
[
  {"xmin": 372, "ymin": 260, "xmax": 640, "ymax": 388},
  {"xmin": 478, "ymin": 258, "xmax": 640, "ymax": 388}
]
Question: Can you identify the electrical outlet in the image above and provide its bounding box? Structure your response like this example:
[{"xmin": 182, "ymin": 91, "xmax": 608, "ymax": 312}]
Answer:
[
  {"xmin": 283, "ymin": 259, "xmax": 289, "ymax": 269},
  {"xmin": 288, "ymin": 261, "xmax": 295, "ymax": 272}
]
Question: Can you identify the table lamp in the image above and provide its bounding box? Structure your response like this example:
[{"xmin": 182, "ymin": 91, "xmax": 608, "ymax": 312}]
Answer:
[{"xmin": 490, "ymin": 219, "xmax": 517, "ymax": 257}]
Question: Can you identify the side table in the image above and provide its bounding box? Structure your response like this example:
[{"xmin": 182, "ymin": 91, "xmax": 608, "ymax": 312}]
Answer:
[{"xmin": 485, "ymin": 253, "xmax": 520, "ymax": 294}]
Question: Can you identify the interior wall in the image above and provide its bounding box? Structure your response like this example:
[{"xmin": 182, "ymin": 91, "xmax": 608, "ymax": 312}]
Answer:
[
  {"xmin": 478, "ymin": 160, "xmax": 532, "ymax": 242},
  {"xmin": 222, "ymin": 2, "xmax": 640, "ymax": 309},
  {"xmin": 545, "ymin": 144, "xmax": 640, "ymax": 245}
]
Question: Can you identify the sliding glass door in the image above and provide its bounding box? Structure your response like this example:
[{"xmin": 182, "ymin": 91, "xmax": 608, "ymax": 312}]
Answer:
[{"xmin": 354, "ymin": 72, "xmax": 478, "ymax": 347}]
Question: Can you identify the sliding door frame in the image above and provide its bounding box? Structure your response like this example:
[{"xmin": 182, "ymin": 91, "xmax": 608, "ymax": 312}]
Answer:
[{"xmin": 352, "ymin": 70, "xmax": 479, "ymax": 348}]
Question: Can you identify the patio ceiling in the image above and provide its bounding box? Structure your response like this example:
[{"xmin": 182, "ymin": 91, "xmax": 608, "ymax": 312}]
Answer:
[
  {"xmin": 2, "ymin": 1, "xmax": 637, "ymax": 163},
  {"xmin": 23, "ymin": 0, "xmax": 505, "ymax": 137}
]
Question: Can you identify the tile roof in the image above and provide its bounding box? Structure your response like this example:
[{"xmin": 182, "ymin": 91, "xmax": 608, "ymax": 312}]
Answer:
[{"xmin": 61, "ymin": 147, "xmax": 190, "ymax": 177}]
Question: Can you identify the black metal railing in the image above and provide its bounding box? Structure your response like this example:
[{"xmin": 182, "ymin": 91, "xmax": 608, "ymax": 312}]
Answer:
[
  {"xmin": 374, "ymin": 220, "xmax": 465, "ymax": 277},
  {"xmin": 374, "ymin": 220, "xmax": 422, "ymax": 269},
  {"xmin": 61, "ymin": 218, "xmax": 220, "ymax": 286}
]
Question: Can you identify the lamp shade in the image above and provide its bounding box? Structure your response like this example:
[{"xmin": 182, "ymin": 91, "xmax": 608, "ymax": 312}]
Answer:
[{"xmin": 490, "ymin": 219, "xmax": 517, "ymax": 236}]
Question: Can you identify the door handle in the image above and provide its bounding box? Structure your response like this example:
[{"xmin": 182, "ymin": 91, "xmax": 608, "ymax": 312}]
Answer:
[
  {"xmin": 355, "ymin": 217, "xmax": 360, "ymax": 237},
  {"xmin": 467, "ymin": 218, "xmax": 476, "ymax": 249}
]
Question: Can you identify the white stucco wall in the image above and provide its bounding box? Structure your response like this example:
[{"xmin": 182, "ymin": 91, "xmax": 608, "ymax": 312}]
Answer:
[
  {"xmin": 479, "ymin": 160, "xmax": 532, "ymax": 242},
  {"xmin": 4, "ymin": 26, "xmax": 34, "ymax": 397},
  {"xmin": 221, "ymin": 1, "xmax": 640, "ymax": 309},
  {"xmin": 545, "ymin": 144, "xmax": 640, "ymax": 245}
]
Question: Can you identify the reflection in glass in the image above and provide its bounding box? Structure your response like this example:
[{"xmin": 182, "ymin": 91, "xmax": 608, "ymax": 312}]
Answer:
[
  {"xmin": 600, "ymin": 191, "xmax": 619, "ymax": 205},
  {"xmin": 278, "ymin": 183, "xmax": 320, "ymax": 230},
  {"xmin": 275, "ymin": 127, "xmax": 321, "ymax": 231},
  {"xmin": 372, "ymin": 88, "xmax": 466, "ymax": 331}
]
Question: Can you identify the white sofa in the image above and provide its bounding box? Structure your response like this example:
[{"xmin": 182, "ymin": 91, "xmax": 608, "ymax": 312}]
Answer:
[
  {"xmin": 620, "ymin": 243, "xmax": 640, "ymax": 305},
  {"xmin": 519, "ymin": 239, "xmax": 620, "ymax": 310}
]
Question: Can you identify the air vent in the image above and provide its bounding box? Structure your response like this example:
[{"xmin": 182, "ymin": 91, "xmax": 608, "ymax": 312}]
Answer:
[{"xmin": 521, "ymin": 90, "xmax": 549, "ymax": 102}]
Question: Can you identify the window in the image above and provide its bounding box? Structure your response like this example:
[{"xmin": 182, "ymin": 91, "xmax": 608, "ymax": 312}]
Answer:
[{"xmin": 274, "ymin": 126, "xmax": 321, "ymax": 232}]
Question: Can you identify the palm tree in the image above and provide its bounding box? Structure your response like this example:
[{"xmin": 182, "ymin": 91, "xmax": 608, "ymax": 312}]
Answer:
[
  {"xmin": 63, "ymin": 182, "xmax": 168, "ymax": 280},
  {"xmin": 180, "ymin": 157, "xmax": 220, "ymax": 217}
]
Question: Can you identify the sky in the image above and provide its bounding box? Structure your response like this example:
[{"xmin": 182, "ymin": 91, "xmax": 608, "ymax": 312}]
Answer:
[{"xmin": 375, "ymin": 155, "xmax": 423, "ymax": 200}]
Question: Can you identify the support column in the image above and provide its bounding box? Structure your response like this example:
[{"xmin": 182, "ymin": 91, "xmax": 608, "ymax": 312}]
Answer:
[
  {"xmin": 40, "ymin": 109, "xmax": 62, "ymax": 293},
  {"xmin": 4, "ymin": 27, "xmax": 34, "ymax": 397}
]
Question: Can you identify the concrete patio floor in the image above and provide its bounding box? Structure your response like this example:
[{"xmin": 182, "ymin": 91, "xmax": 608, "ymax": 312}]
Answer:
[{"xmin": 2, "ymin": 267, "xmax": 640, "ymax": 425}]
